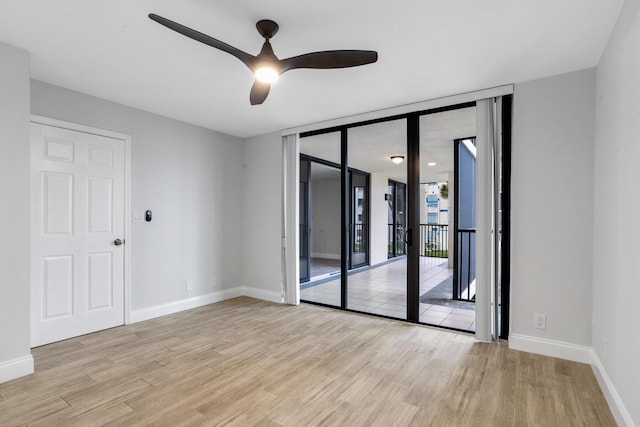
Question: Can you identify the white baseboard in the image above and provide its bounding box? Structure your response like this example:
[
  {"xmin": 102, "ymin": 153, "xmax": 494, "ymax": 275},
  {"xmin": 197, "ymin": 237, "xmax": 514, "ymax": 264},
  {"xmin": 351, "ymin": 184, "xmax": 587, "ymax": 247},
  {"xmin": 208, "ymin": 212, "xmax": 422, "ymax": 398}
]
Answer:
[
  {"xmin": 310, "ymin": 252, "xmax": 340, "ymax": 260},
  {"xmin": 129, "ymin": 287, "xmax": 243, "ymax": 324},
  {"xmin": 243, "ymin": 286, "xmax": 284, "ymax": 304},
  {"xmin": 129, "ymin": 285, "xmax": 287, "ymax": 325},
  {"xmin": 0, "ymin": 354, "xmax": 34, "ymax": 384},
  {"xmin": 591, "ymin": 349, "xmax": 636, "ymax": 427},
  {"xmin": 509, "ymin": 333, "xmax": 593, "ymax": 364},
  {"xmin": 509, "ymin": 334, "xmax": 635, "ymax": 426}
]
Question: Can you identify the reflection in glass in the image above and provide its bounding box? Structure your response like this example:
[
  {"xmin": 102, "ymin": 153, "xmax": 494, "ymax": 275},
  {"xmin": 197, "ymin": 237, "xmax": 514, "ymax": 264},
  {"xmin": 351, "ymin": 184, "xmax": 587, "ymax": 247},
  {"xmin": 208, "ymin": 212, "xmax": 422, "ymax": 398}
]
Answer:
[{"xmin": 299, "ymin": 132, "xmax": 342, "ymax": 307}]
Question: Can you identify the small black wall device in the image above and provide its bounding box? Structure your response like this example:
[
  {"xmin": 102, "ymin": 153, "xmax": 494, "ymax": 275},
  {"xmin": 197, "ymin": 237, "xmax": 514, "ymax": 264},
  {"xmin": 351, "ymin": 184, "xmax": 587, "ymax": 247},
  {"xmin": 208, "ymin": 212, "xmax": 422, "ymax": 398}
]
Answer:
[{"xmin": 145, "ymin": 210, "xmax": 152, "ymax": 222}]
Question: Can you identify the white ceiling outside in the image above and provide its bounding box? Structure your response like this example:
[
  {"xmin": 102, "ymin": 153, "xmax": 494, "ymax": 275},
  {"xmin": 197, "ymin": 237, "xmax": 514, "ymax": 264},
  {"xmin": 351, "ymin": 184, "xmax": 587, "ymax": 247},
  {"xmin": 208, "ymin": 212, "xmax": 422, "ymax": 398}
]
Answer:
[
  {"xmin": 301, "ymin": 106, "xmax": 476, "ymax": 183},
  {"xmin": 0, "ymin": 0, "xmax": 624, "ymax": 138}
]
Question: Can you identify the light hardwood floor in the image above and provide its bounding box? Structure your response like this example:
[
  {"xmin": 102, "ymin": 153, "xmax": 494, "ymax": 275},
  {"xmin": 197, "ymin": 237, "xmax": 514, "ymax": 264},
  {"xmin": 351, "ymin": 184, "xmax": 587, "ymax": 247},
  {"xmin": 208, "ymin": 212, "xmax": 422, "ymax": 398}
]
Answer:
[{"xmin": 0, "ymin": 297, "xmax": 615, "ymax": 426}]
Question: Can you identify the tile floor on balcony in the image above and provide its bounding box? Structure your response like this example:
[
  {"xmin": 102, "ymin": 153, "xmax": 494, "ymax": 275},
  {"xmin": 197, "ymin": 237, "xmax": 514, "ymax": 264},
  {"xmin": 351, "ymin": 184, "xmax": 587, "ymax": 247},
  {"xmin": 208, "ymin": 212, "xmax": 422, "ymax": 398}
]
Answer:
[{"xmin": 300, "ymin": 256, "xmax": 475, "ymax": 332}]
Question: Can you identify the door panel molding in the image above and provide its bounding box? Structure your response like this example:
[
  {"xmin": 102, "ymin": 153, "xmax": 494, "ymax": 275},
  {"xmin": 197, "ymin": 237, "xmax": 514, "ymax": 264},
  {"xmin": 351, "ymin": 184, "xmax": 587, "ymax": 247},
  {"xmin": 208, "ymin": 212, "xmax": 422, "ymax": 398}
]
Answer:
[{"xmin": 30, "ymin": 115, "xmax": 131, "ymax": 345}]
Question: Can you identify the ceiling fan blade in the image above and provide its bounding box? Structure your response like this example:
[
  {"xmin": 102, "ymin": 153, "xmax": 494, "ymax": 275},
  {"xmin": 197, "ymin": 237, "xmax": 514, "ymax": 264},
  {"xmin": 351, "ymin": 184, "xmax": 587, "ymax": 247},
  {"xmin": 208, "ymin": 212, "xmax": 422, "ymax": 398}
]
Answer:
[
  {"xmin": 250, "ymin": 80, "xmax": 271, "ymax": 105},
  {"xmin": 281, "ymin": 50, "xmax": 378, "ymax": 73},
  {"xmin": 148, "ymin": 13, "xmax": 255, "ymax": 69}
]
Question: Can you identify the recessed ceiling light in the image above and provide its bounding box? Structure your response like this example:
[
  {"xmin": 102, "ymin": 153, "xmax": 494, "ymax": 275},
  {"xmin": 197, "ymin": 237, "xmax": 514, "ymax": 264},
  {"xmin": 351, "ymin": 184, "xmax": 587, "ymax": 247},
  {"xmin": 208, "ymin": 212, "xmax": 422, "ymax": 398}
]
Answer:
[
  {"xmin": 427, "ymin": 162, "xmax": 437, "ymax": 166},
  {"xmin": 390, "ymin": 156, "xmax": 405, "ymax": 164}
]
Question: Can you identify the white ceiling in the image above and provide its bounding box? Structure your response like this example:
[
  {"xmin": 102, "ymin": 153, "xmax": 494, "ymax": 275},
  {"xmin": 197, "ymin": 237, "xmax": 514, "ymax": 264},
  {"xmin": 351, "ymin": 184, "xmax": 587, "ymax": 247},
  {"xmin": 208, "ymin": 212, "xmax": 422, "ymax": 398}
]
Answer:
[
  {"xmin": 301, "ymin": 107, "xmax": 476, "ymax": 183},
  {"xmin": 0, "ymin": 0, "xmax": 624, "ymax": 138}
]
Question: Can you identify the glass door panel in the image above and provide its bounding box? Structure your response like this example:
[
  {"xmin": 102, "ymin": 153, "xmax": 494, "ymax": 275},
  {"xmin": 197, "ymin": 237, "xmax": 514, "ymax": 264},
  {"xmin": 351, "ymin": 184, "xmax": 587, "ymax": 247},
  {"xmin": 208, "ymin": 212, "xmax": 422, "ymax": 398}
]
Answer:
[
  {"xmin": 346, "ymin": 119, "xmax": 407, "ymax": 319},
  {"xmin": 299, "ymin": 132, "xmax": 342, "ymax": 307},
  {"xmin": 418, "ymin": 108, "xmax": 476, "ymax": 331}
]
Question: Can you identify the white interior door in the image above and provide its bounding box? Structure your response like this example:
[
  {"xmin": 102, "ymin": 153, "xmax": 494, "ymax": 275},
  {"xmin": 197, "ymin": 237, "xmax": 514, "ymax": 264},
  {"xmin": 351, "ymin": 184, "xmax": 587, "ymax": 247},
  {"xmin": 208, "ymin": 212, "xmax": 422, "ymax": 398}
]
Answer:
[{"xmin": 31, "ymin": 122, "xmax": 125, "ymax": 347}]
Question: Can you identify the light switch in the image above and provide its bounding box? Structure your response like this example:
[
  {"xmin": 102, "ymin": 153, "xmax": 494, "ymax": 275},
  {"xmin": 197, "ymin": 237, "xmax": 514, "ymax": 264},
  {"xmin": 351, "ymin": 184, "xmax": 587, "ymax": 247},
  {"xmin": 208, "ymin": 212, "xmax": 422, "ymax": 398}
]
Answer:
[{"xmin": 133, "ymin": 210, "xmax": 145, "ymax": 222}]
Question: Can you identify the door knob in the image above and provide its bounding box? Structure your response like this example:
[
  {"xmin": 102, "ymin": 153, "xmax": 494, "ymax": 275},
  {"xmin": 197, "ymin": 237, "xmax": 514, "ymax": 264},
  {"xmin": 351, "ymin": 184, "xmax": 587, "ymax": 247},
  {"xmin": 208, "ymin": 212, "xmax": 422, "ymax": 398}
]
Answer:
[{"xmin": 114, "ymin": 239, "xmax": 124, "ymax": 246}]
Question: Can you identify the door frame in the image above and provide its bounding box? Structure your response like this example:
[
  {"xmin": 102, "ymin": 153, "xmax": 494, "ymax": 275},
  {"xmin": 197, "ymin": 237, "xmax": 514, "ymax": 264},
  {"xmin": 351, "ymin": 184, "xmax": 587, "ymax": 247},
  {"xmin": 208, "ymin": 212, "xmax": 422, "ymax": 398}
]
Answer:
[
  {"xmin": 348, "ymin": 170, "xmax": 370, "ymax": 270},
  {"xmin": 300, "ymin": 154, "xmax": 371, "ymax": 281},
  {"xmin": 293, "ymin": 99, "xmax": 512, "ymax": 337},
  {"xmin": 386, "ymin": 179, "xmax": 407, "ymax": 259},
  {"xmin": 30, "ymin": 115, "xmax": 132, "ymax": 327}
]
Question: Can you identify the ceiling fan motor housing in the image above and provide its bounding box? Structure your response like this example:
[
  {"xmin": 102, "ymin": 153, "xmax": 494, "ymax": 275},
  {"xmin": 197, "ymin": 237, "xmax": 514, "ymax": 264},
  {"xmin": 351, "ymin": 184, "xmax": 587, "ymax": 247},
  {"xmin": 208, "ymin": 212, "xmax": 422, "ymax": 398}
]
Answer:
[{"xmin": 256, "ymin": 19, "xmax": 279, "ymax": 39}]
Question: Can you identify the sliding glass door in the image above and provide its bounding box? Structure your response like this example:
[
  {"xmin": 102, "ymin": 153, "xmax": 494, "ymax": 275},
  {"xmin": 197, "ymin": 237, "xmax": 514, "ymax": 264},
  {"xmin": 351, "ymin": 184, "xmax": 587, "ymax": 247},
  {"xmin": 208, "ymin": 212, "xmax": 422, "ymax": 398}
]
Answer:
[
  {"xmin": 296, "ymin": 97, "xmax": 511, "ymax": 337},
  {"xmin": 346, "ymin": 119, "xmax": 407, "ymax": 319},
  {"xmin": 418, "ymin": 109, "xmax": 477, "ymax": 331}
]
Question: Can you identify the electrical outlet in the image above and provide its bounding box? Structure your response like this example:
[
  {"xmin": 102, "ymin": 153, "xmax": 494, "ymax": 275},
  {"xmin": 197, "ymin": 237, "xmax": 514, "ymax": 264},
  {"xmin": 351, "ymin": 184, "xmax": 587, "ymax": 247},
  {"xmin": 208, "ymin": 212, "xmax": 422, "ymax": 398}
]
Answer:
[
  {"xmin": 534, "ymin": 313, "xmax": 547, "ymax": 330},
  {"xmin": 186, "ymin": 280, "xmax": 193, "ymax": 293},
  {"xmin": 211, "ymin": 276, "xmax": 217, "ymax": 288}
]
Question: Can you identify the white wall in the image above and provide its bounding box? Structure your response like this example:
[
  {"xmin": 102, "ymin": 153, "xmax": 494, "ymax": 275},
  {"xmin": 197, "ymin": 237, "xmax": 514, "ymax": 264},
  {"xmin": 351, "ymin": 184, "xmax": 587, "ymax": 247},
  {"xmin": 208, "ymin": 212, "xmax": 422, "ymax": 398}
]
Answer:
[
  {"xmin": 310, "ymin": 176, "xmax": 341, "ymax": 258},
  {"xmin": 511, "ymin": 69, "xmax": 596, "ymax": 347},
  {"xmin": 0, "ymin": 42, "xmax": 33, "ymax": 382},
  {"xmin": 242, "ymin": 131, "xmax": 283, "ymax": 302},
  {"xmin": 30, "ymin": 80, "xmax": 244, "ymax": 313},
  {"xmin": 593, "ymin": 0, "xmax": 640, "ymax": 424}
]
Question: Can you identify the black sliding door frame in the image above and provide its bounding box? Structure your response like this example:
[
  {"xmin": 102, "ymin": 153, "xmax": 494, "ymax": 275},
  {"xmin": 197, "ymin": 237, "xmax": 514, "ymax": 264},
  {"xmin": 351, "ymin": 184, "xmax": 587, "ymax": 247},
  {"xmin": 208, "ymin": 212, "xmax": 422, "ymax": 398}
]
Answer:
[
  {"xmin": 299, "ymin": 100, "xmax": 511, "ymax": 337},
  {"xmin": 340, "ymin": 129, "xmax": 349, "ymax": 309},
  {"xmin": 406, "ymin": 115, "xmax": 420, "ymax": 322}
]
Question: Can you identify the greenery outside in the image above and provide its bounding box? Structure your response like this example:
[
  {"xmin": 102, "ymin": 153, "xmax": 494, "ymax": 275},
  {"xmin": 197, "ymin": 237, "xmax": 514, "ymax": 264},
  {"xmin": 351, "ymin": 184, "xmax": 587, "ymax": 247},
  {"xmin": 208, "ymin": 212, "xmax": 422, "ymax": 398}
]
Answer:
[{"xmin": 424, "ymin": 249, "xmax": 448, "ymax": 258}]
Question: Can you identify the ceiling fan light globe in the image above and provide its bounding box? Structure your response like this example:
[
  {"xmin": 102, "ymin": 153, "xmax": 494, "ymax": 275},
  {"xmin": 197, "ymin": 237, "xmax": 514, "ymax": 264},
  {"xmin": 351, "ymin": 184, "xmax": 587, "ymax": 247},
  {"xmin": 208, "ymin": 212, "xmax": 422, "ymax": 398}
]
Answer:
[{"xmin": 255, "ymin": 67, "xmax": 279, "ymax": 83}]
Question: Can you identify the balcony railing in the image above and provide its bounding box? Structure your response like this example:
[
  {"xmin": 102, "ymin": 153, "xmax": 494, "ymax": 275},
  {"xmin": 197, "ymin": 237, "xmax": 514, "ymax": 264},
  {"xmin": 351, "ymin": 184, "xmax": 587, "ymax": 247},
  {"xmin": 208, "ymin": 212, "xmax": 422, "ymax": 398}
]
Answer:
[
  {"xmin": 388, "ymin": 223, "xmax": 449, "ymax": 258},
  {"xmin": 419, "ymin": 224, "xmax": 448, "ymax": 258},
  {"xmin": 352, "ymin": 223, "xmax": 366, "ymax": 253}
]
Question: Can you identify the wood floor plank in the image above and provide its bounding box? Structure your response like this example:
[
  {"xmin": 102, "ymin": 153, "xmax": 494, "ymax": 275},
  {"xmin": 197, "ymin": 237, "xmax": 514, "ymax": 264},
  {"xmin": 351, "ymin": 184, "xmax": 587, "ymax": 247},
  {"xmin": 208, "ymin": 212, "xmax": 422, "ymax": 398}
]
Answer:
[
  {"xmin": 0, "ymin": 297, "xmax": 617, "ymax": 426},
  {"xmin": 0, "ymin": 395, "xmax": 69, "ymax": 425},
  {"xmin": 60, "ymin": 377, "xmax": 153, "ymax": 409},
  {"xmin": 30, "ymin": 401, "xmax": 134, "ymax": 427},
  {"xmin": 365, "ymin": 399, "xmax": 420, "ymax": 427}
]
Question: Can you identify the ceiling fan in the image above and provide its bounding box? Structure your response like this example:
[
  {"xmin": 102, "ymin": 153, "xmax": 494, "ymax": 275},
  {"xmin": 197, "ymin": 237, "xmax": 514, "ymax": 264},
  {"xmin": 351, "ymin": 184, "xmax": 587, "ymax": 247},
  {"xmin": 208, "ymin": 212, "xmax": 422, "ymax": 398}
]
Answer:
[{"xmin": 148, "ymin": 13, "xmax": 378, "ymax": 105}]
